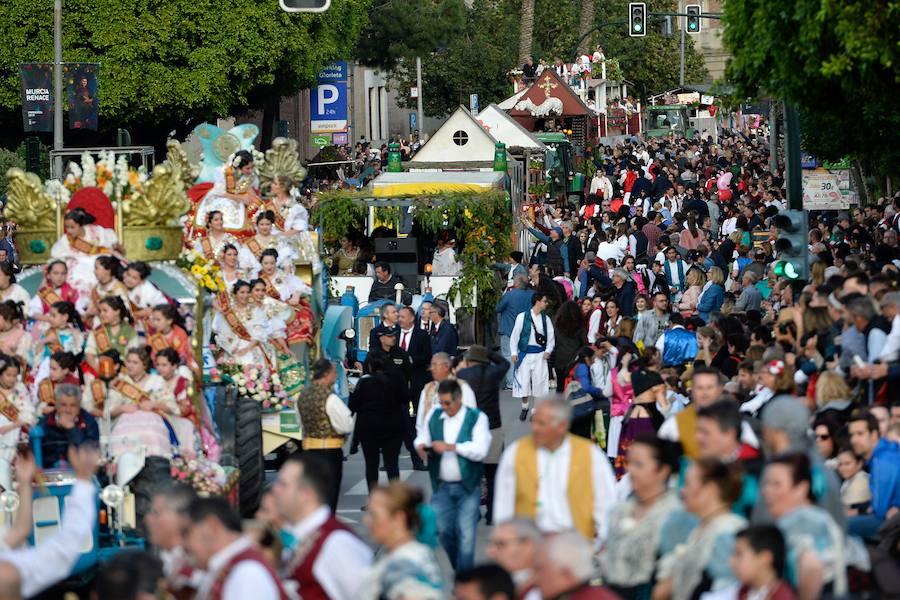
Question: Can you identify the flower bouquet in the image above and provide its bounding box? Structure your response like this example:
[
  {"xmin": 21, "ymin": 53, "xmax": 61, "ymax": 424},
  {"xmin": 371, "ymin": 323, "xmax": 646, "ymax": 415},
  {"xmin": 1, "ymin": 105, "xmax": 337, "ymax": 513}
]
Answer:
[
  {"xmin": 176, "ymin": 249, "xmax": 227, "ymax": 293},
  {"xmin": 220, "ymin": 362, "xmax": 294, "ymax": 412},
  {"xmin": 170, "ymin": 455, "xmax": 227, "ymax": 495}
]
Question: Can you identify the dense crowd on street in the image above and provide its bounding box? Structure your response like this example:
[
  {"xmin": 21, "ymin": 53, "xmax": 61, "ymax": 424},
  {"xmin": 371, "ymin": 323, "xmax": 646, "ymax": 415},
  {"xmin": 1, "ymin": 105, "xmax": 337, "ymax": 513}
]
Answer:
[{"xmin": 0, "ymin": 123, "xmax": 897, "ymax": 600}]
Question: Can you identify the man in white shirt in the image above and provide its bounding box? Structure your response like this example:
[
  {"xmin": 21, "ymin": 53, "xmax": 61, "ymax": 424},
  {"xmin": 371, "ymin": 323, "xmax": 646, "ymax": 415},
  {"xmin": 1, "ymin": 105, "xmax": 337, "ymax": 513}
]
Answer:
[
  {"xmin": 0, "ymin": 445, "xmax": 99, "ymax": 599},
  {"xmin": 415, "ymin": 352, "xmax": 477, "ymax": 438},
  {"xmin": 594, "ymin": 231, "xmax": 624, "ymax": 264},
  {"xmin": 273, "ymin": 454, "xmax": 373, "ymax": 600},
  {"xmin": 186, "ymin": 497, "xmax": 285, "ymax": 600},
  {"xmin": 298, "ymin": 359, "xmax": 354, "ymax": 512},
  {"xmin": 493, "ymin": 397, "xmax": 617, "ymax": 545},
  {"xmin": 415, "ymin": 379, "xmax": 491, "ymax": 570},
  {"xmin": 510, "ymin": 293, "xmax": 555, "ymax": 421}
]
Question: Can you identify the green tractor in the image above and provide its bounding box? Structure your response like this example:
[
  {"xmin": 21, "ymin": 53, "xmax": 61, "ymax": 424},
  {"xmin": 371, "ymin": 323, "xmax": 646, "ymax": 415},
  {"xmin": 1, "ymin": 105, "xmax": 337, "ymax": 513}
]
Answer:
[
  {"xmin": 645, "ymin": 104, "xmax": 697, "ymax": 139},
  {"xmin": 534, "ymin": 132, "xmax": 585, "ymax": 204}
]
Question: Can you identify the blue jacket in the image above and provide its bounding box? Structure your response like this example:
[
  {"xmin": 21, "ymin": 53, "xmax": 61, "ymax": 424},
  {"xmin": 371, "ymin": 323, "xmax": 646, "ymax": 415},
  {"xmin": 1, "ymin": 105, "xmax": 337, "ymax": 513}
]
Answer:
[
  {"xmin": 496, "ymin": 288, "xmax": 534, "ymax": 337},
  {"xmin": 431, "ymin": 320, "xmax": 459, "ymax": 357},
  {"xmin": 869, "ymin": 438, "xmax": 900, "ymax": 521},
  {"xmin": 662, "ymin": 327, "xmax": 698, "ymax": 366},
  {"xmin": 697, "ymin": 283, "xmax": 725, "ymax": 322},
  {"xmin": 574, "ymin": 362, "xmax": 603, "ymax": 398}
]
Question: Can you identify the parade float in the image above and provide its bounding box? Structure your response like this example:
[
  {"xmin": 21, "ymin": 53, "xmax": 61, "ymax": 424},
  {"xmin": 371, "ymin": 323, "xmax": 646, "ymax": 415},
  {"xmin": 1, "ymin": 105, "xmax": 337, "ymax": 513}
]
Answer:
[{"xmin": 3, "ymin": 124, "xmax": 328, "ymax": 532}]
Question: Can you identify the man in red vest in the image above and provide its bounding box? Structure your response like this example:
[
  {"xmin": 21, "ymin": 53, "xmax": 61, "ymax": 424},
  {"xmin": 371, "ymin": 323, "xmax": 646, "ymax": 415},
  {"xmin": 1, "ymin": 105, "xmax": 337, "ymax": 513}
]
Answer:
[
  {"xmin": 184, "ymin": 497, "xmax": 287, "ymax": 600},
  {"xmin": 273, "ymin": 454, "xmax": 372, "ymax": 600}
]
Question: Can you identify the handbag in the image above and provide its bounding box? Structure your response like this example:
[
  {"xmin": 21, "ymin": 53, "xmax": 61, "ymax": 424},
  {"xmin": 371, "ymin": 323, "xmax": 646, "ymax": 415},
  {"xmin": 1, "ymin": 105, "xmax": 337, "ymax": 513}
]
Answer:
[{"xmin": 564, "ymin": 376, "xmax": 597, "ymax": 420}]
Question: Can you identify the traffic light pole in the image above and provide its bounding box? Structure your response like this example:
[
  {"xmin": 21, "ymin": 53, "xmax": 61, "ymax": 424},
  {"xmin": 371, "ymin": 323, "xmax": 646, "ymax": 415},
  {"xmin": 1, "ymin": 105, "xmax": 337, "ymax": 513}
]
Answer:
[
  {"xmin": 679, "ymin": 1, "xmax": 686, "ymax": 86},
  {"xmin": 784, "ymin": 102, "xmax": 803, "ymax": 210}
]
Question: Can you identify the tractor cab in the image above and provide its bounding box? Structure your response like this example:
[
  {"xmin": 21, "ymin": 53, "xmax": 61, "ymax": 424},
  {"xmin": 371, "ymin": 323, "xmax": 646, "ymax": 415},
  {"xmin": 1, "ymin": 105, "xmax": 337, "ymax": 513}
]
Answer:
[{"xmin": 645, "ymin": 104, "xmax": 697, "ymax": 139}]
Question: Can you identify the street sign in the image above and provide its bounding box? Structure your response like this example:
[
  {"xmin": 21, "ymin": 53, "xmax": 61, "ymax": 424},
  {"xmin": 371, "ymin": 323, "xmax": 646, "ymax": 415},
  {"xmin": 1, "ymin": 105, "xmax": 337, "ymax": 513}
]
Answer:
[
  {"xmin": 310, "ymin": 61, "xmax": 347, "ymax": 133},
  {"xmin": 410, "ymin": 87, "xmax": 419, "ymax": 98},
  {"xmin": 332, "ymin": 132, "xmax": 348, "ymax": 145},
  {"xmin": 469, "ymin": 93, "xmax": 479, "ymax": 116},
  {"xmin": 802, "ymin": 170, "xmax": 848, "ymax": 210},
  {"xmin": 311, "ymin": 135, "xmax": 330, "ymax": 149},
  {"xmin": 279, "ymin": 0, "xmax": 330, "ymax": 12},
  {"xmin": 409, "ymin": 112, "xmax": 417, "ymax": 131}
]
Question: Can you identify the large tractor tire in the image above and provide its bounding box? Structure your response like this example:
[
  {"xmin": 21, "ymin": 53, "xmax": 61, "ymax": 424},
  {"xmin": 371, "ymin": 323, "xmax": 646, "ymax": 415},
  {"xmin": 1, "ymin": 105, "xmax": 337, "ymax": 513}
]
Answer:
[{"xmin": 235, "ymin": 397, "xmax": 264, "ymax": 516}]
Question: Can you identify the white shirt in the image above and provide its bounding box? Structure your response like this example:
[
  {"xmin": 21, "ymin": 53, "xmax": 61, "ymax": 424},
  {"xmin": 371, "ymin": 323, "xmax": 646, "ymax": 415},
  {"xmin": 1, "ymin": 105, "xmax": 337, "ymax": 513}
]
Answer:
[
  {"xmin": 587, "ymin": 309, "xmax": 603, "ymax": 345},
  {"xmin": 493, "ymin": 436, "xmax": 617, "ymax": 542},
  {"xmin": 658, "ymin": 409, "xmax": 760, "ymax": 448},
  {"xmin": 324, "ymin": 392, "xmax": 354, "ymax": 435},
  {"xmin": 2, "ymin": 480, "xmax": 96, "ymax": 598},
  {"xmin": 596, "ymin": 240, "xmax": 623, "ymax": 264},
  {"xmin": 878, "ymin": 313, "xmax": 900, "ymax": 362},
  {"xmin": 196, "ymin": 536, "xmax": 280, "ymax": 600},
  {"xmin": 509, "ymin": 309, "xmax": 555, "ymax": 357},
  {"xmin": 399, "ymin": 327, "xmax": 414, "ymax": 352},
  {"xmin": 415, "ymin": 378, "xmax": 477, "ymax": 438},
  {"xmin": 286, "ymin": 506, "xmax": 373, "ymax": 600},
  {"xmin": 414, "ymin": 405, "xmax": 491, "ymax": 482}
]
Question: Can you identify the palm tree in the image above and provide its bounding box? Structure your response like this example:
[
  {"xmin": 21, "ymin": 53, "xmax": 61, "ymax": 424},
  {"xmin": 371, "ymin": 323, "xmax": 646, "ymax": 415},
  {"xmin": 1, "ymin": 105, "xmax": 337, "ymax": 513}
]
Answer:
[
  {"xmin": 577, "ymin": 0, "xmax": 595, "ymax": 56},
  {"xmin": 518, "ymin": 0, "xmax": 535, "ymax": 65}
]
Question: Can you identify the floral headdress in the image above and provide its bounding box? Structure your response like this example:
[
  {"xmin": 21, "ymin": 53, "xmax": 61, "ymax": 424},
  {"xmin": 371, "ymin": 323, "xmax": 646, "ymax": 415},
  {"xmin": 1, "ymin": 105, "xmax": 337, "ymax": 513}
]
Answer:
[{"xmin": 767, "ymin": 359, "xmax": 785, "ymax": 375}]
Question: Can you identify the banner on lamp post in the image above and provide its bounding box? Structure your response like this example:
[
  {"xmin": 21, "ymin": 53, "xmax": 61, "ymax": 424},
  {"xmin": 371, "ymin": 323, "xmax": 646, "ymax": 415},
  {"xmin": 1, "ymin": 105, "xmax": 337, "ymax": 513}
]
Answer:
[
  {"xmin": 65, "ymin": 63, "xmax": 99, "ymax": 130},
  {"xmin": 19, "ymin": 63, "xmax": 54, "ymax": 133}
]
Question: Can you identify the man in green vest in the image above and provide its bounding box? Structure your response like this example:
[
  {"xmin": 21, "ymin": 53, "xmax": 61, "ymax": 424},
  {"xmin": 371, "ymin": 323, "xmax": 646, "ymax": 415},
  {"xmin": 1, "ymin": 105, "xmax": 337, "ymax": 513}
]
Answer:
[{"xmin": 414, "ymin": 379, "xmax": 491, "ymax": 571}]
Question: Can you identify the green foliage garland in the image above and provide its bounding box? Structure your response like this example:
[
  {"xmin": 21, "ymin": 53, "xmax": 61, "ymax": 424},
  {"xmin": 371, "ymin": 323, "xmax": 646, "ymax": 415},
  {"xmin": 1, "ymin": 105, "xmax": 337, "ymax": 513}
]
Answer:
[{"xmin": 314, "ymin": 189, "xmax": 512, "ymax": 316}]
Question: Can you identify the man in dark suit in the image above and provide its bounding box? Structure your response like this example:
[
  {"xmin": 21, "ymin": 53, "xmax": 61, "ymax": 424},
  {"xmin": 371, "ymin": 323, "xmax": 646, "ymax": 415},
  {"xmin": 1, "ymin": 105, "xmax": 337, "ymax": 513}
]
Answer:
[
  {"xmin": 430, "ymin": 304, "xmax": 459, "ymax": 357},
  {"xmin": 367, "ymin": 301, "xmax": 399, "ymax": 352},
  {"xmin": 397, "ymin": 306, "xmax": 432, "ymax": 470}
]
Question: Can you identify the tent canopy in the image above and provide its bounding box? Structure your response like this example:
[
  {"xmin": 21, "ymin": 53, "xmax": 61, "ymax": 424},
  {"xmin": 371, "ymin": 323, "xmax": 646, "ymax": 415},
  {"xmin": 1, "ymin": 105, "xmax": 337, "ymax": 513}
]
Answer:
[{"xmin": 369, "ymin": 171, "xmax": 506, "ymax": 198}]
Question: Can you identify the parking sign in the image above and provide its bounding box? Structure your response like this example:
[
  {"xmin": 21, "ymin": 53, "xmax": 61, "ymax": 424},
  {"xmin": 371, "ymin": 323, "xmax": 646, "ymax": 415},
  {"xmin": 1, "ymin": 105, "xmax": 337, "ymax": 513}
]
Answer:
[{"xmin": 311, "ymin": 62, "xmax": 347, "ymax": 133}]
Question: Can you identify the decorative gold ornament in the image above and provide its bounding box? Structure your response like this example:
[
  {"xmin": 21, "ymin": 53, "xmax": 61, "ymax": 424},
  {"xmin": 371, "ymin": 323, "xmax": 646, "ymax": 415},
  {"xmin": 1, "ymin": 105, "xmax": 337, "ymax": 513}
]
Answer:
[
  {"xmin": 122, "ymin": 164, "xmax": 190, "ymax": 226},
  {"xmin": 212, "ymin": 133, "xmax": 240, "ymax": 163},
  {"xmin": 258, "ymin": 137, "xmax": 307, "ymax": 192},
  {"xmin": 3, "ymin": 168, "xmax": 57, "ymax": 229},
  {"xmin": 165, "ymin": 140, "xmax": 199, "ymax": 190}
]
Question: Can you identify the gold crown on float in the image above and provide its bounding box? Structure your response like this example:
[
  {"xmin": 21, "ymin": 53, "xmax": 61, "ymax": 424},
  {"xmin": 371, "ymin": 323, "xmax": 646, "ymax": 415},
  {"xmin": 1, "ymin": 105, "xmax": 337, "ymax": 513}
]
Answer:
[{"xmin": 3, "ymin": 168, "xmax": 57, "ymax": 230}]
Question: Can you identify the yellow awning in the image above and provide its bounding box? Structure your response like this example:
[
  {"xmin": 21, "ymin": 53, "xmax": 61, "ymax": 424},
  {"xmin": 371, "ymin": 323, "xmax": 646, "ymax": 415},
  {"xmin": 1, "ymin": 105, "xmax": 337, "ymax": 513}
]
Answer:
[{"xmin": 371, "ymin": 181, "xmax": 498, "ymax": 197}]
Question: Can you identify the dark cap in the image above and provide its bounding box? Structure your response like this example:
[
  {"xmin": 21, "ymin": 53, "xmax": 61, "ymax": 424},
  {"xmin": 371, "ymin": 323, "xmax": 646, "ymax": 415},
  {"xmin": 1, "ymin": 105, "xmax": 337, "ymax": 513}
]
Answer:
[
  {"xmin": 631, "ymin": 369, "xmax": 664, "ymax": 398},
  {"xmin": 373, "ymin": 323, "xmax": 398, "ymax": 337}
]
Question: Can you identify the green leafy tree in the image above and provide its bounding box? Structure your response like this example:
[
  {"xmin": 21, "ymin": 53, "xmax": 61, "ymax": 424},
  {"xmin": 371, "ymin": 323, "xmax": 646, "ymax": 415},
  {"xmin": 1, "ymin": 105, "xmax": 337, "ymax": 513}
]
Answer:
[
  {"xmin": 392, "ymin": 0, "xmax": 518, "ymax": 117},
  {"xmin": 357, "ymin": 0, "xmax": 466, "ymax": 70},
  {"xmin": 0, "ymin": 0, "xmax": 370, "ymax": 149},
  {"xmin": 721, "ymin": 0, "xmax": 900, "ymax": 177}
]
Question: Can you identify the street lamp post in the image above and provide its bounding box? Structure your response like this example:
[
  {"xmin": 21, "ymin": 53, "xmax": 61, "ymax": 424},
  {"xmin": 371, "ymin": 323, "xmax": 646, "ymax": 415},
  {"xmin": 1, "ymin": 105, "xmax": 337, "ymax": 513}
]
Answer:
[{"xmin": 53, "ymin": 0, "xmax": 63, "ymax": 179}]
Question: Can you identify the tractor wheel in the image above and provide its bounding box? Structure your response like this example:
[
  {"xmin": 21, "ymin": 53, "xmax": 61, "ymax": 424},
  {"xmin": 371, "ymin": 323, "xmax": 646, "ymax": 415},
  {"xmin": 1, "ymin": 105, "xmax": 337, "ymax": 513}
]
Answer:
[{"xmin": 236, "ymin": 397, "xmax": 264, "ymax": 517}]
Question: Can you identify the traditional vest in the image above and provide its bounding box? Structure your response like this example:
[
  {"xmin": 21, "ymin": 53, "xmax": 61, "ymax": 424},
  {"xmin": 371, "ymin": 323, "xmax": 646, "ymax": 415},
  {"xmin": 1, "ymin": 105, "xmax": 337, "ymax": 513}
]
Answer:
[
  {"xmin": 513, "ymin": 434, "xmax": 594, "ymax": 540},
  {"xmin": 664, "ymin": 260, "xmax": 686, "ymax": 293},
  {"xmin": 208, "ymin": 545, "xmax": 289, "ymax": 600},
  {"xmin": 675, "ymin": 405, "xmax": 699, "ymax": 460},
  {"xmin": 662, "ymin": 327, "xmax": 698, "ymax": 367},
  {"xmin": 427, "ymin": 407, "xmax": 484, "ymax": 492},
  {"xmin": 297, "ymin": 383, "xmax": 342, "ymax": 439},
  {"xmin": 545, "ymin": 239, "xmax": 565, "ymax": 274},
  {"xmin": 284, "ymin": 515, "xmax": 354, "ymax": 600}
]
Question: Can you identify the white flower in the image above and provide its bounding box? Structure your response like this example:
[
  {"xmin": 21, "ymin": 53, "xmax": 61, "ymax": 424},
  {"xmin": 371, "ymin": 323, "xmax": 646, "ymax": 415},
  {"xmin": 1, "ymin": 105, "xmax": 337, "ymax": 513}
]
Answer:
[{"xmin": 249, "ymin": 368, "xmax": 259, "ymax": 379}]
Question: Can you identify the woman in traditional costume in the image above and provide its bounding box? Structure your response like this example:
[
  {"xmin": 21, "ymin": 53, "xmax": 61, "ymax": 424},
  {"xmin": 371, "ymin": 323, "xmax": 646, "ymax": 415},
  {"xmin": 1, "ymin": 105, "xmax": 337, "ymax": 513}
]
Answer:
[
  {"xmin": 83, "ymin": 256, "xmax": 129, "ymax": 327},
  {"xmin": 28, "ymin": 261, "xmax": 78, "ymax": 327},
  {"xmin": 85, "ymin": 296, "xmax": 140, "ymax": 373},
  {"xmin": 155, "ymin": 348, "xmax": 220, "ymax": 461},
  {"xmin": 103, "ymin": 348, "xmax": 196, "ymax": 459},
  {"xmin": 218, "ymin": 243, "xmax": 257, "ymax": 289},
  {"xmin": 243, "ymin": 210, "xmax": 296, "ymax": 268},
  {"xmin": 255, "ymin": 176, "xmax": 309, "ymax": 233},
  {"xmin": 0, "ymin": 301, "xmax": 30, "ymax": 362},
  {"xmin": 33, "ymin": 351, "xmax": 81, "ymax": 415},
  {"xmin": 0, "ymin": 263, "xmax": 30, "ymax": 308},
  {"xmin": 122, "ymin": 262, "xmax": 167, "ymax": 334},
  {"xmin": 0, "ymin": 355, "xmax": 35, "ymax": 491},
  {"xmin": 211, "ymin": 281, "xmax": 280, "ymax": 368},
  {"xmin": 248, "ymin": 279, "xmax": 293, "ymax": 355},
  {"xmin": 192, "ymin": 211, "xmax": 257, "ymax": 271},
  {"xmin": 147, "ymin": 304, "xmax": 197, "ymax": 378},
  {"xmin": 51, "ymin": 209, "xmax": 121, "ymax": 308},
  {"xmin": 194, "ymin": 150, "xmax": 258, "ymax": 235},
  {"xmin": 257, "ymin": 249, "xmax": 313, "ymax": 345},
  {"xmin": 330, "ymin": 233, "xmax": 362, "ymax": 276},
  {"xmin": 31, "ymin": 301, "xmax": 85, "ymax": 384}
]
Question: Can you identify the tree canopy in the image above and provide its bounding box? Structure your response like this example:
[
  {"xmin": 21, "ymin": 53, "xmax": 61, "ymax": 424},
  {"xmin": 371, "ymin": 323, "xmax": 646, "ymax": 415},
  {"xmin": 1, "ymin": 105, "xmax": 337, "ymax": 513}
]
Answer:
[
  {"xmin": 0, "ymin": 0, "xmax": 370, "ymax": 147},
  {"xmin": 721, "ymin": 0, "xmax": 900, "ymax": 177}
]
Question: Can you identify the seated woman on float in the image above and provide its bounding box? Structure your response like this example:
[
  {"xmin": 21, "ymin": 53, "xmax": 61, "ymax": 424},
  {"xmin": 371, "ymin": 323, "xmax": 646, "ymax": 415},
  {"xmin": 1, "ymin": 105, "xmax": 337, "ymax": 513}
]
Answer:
[
  {"xmin": 122, "ymin": 261, "xmax": 167, "ymax": 334},
  {"xmin": 84, "ymin": 296, "xmax": 140, "ymax": 375},
  {"xmin": 91, "ymin": 348, "xmax": 197, "ymax": 459},
  {"xmin": 243, "ymin": 210, "xmax": 297, "ymax": 266},
  {"xmin": 193, "ymin": 210, "xmax": 258, "ymax": 272},
  {"xmin": 155, "ymin": 348, "xmax": 220, "ymax": 461},
  {"xmin": 0, "ymin": 354, "xmax": 35, "ymax": 492},
  {"xmin": 51, "ymin": 208, "xmax": 122, "ymax": 310},
  {"xmin": 257, "ymin": 248, "xmax": 313, "ymax": 345},
  {"xmin": 30, "ymin": 300, "xmax": 85, "ymax": 383},
  {"xmin": 83, "ymin": 256, "xmax": 129, "ymax": 327},
  {"xmin": 28, "ymin": 260, "xmax": 78, "ymax": 329},
  {"xmin": 194, "ymin": 150, "xmax": 259, "ymax": 235},
  {"xmin": 0, "ymin": 301, "xmax": 31, "ymax": 361},
  {"xmin": 33, "ymin": 351, "xmax": 81, "ymax": 415},
  {"xmin": 147, "ymin": 304, "xmax": 198, "ymax": 379},
  {"xmin": 218, "ymin": 243, "xmax": 258, "ymax": 289},
  {"xmin": 0, "ymin": 263, "xmax": 30, "ymax": 308},
  {"xmin": 211, "ymin": 280, "xmax": 288, "ymax": 368}
]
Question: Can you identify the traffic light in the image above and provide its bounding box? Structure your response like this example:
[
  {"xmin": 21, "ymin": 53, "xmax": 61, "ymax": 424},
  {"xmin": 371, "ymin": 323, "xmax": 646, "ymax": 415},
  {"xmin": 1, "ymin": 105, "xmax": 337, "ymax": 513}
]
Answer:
[
  {"xmin": 628, "ymin": 2, "xmax": 647, "ymax": 37},
  {"xmin": 772, "ymin": 209, "xmax": 809, "ymax": 282},
  {"xmin": 279, "ymin": 0, "xmax": 330, "ymax": 12},
  {"xmin": 686, "ymin": 4, "xmax": 702, "ymax": 33}
]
